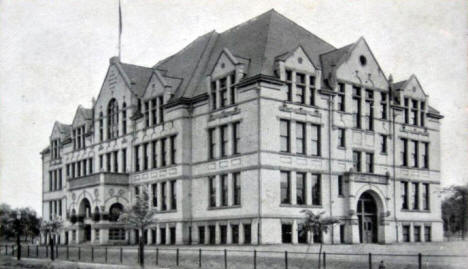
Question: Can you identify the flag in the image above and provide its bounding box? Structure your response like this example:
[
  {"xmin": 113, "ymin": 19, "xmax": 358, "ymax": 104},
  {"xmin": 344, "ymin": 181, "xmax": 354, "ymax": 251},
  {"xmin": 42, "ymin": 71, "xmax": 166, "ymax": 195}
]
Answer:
[{"xmin": 118, "ymin": 0, "xmax": 122, "ymax": 59}]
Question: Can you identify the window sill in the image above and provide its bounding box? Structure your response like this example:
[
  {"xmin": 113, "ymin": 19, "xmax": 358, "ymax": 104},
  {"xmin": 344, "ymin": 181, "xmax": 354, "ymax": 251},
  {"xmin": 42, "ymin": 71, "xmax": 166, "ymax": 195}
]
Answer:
[
  {"xmin": 207, "ymin": 154, "xmax": 242, "ymax": 162},
  {"xmin": 401, "ymin": 209, "xmax": 431, "ymax": 213},
  {"xmin": 280, "ymin": 204, "xmax": 322, "ymax": 208},
  {"xmin": 278, "ymin": 152, "xmax": 322, "ymax": 158},
  {"xmin": 208, "ymin": 205, "xmax": 241, "ymax": 210},
  {"xmin": 337, "ymin": 146, "xmax": 346, "ymax": 150},
  {"xmin": 157, "ymin": 209, "xmax": 177, "ymax": 214}
]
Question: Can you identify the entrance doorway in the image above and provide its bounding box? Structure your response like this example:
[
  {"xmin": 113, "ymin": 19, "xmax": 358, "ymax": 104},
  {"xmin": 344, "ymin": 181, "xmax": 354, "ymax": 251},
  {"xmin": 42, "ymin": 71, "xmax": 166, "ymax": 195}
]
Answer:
[
  {"xmin": 84, "ymin": 225, "xmax": 92, "ymax": 242},
  {"xmin": 357, "ymin": 192, "xmax": 378, "ymax": 243}
]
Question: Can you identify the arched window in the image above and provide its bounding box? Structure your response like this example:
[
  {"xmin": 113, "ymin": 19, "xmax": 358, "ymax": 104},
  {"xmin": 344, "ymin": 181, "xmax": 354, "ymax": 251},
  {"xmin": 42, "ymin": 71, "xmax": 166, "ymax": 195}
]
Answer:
[
  {"xmin": 99, "ymin": 112, "xmax": 104, "ymax": 141},
  {"xmin": 107, "ymin": 99, "xmax": 119, "ymax": 139},
  {"xmin": 109, "ymin": 203, "xmax": 123, "ymax": 222},
  {"xmin": 122, "ymin": 102, "xmax": 127, "ymax": 135}
]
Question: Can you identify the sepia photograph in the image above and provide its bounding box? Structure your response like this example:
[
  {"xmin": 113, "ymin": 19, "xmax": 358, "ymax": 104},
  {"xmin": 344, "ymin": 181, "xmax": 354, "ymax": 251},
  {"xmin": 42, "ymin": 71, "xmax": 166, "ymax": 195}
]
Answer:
[{"xmin": 0, "ymin": 0, "xmax": 467, "ymax": 268}]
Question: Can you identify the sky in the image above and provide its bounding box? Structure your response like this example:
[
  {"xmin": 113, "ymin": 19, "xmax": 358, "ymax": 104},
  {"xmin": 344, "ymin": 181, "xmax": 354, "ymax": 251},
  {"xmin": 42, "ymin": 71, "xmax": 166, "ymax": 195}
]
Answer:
[{"xmin": 0, "ymin": 0, "xmax": 467, "ymax": 216}]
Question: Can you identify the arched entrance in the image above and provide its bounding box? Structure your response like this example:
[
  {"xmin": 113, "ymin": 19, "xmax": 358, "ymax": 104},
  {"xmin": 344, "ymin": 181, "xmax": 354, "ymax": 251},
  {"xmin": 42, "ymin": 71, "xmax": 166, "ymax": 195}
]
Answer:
[
  {"xmin": 109, "ymin": 203, "xmax": 123, "ymax": 222},
  {"xmin": 357, "ymin": 192, "xmax": 378, "ymax": 243},
  {"xmin": 78, "ymin": 198, "xmax": 91, "ymax": 218}
]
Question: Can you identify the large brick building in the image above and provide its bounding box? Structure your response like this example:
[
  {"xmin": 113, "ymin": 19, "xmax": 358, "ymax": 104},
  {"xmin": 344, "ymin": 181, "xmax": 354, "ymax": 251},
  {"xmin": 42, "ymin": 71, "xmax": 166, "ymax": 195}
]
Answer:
[{"xmin": 41, "ymin": 10, "xmax": 444, "ymax": 245}]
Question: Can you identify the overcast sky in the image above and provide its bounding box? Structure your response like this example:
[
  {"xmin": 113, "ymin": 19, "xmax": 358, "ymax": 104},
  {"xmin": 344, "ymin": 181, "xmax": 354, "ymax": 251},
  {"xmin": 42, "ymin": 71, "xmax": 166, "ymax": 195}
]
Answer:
[{"xmin": 0, "ymin": 0, "xmax": 467, "ymax": 215}]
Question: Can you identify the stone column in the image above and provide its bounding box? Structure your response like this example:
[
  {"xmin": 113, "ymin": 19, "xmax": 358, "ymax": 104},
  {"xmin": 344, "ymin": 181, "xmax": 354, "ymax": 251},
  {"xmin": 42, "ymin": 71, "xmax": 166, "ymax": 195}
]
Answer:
[
  {"xmin": 239, "ymin": 223, "xmax": 245, "ymax": 245},
  {"xmin": 291, "ymin": 71, "xmax": 297, "ymax": 103},
  {"xmin": 205, "ymin": 225, "xmax": 210, "ymax": 245},
  {"xmin": 292, "ymin": 220, "xmax": 298, "ymax": 244},
  {"xmin": 215, "ymin": 175, "xmax": 221, "ymax": 207},
  {"xmin": 227, "ymin": 173, "xmax": 233, "ymax": 206},
  {"xmin": 290, "ymin": 121, "xmax": 296, "ymax": 154},
  {"xmin": 227, "ymin": 124, "xmax": 233, "ymax": 156},
  {"xmin": 306, "ymin": 173, "xmax": 312, "ymax": 205},
  {"xmin": 251, "ymin": 219, "xmax": 259, "ymax": 245},
  {"xmin": 215, "ymin": 222, "xmax": 221, "ymax": 245},
  {"xmin": 156, "ymin": 224, "xmax": 161, "ymax": 245},
  {"xmin": 291, "ymin": 171, "xmax": 297, "ymax": 205},
  {"xmin": 227, "ymin": 222, "xmax": 233, "ymax": 244},
  {"xmin": 91, "ymin": 228, "xmax": 96, "ymax": 243},
  {"xmin": 176, "ymin": 222, "xmax": 183, "ymax": 245},
  {"xmin": 147, "ymin": 228, "xmax": 153, "ymax": 245},
  {"xmin": 165, "ymin": 224, "xmax": 170, "ymax": 245}
]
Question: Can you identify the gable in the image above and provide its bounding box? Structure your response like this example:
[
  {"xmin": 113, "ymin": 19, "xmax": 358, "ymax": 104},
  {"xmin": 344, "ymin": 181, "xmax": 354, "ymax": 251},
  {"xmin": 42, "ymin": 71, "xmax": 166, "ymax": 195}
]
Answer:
[
  {"xmin": 335, "ymin": 38, "xmax": 388, "ymax": 89},
  {"xmin": 143, "ymin": 73, "xmax": 167, "ymax": 99},
  {"xmin": 94, "ymin": 64, "xmax": 133, "ymax": 112},
  {"xmin": 211, "ymin": 50, "xmax": 237, "ymax": 80},
  {"xmin": 282, "ymin": 46, "xmax": 317, "ymax": 73},
  {"xmin": 50, "ymin": 122, "xmax": 70, "ymax": 140},
  {"xmin": 401, "ymin": 76, "xmax": 427, "ymax": 100}
]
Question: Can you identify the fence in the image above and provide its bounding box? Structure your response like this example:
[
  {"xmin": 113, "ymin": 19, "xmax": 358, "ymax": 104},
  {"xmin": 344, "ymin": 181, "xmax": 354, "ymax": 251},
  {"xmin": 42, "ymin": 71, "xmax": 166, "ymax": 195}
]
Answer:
[{"xmin": 1, "ymin": 244, "xmax": 467, "ymax": 269}]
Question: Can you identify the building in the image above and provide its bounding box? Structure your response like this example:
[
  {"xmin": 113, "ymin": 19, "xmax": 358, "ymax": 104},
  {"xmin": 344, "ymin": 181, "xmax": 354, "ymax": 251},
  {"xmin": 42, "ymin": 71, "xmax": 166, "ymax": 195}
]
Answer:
[{"xmin": 41, "ymin": 10, "xmax": 444, "ymax": 246}]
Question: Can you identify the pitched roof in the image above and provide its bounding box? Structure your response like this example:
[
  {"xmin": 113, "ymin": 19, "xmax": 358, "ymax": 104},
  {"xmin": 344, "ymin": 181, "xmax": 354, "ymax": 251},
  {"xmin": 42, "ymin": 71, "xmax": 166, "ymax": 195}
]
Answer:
[
  {"xmin": 153, "ymin": 9, "xmax": 335, "ymax": 99},
  {"xmin": 54, "ymin": 121, "xmax": 72, "ymax": 138},
  {"xmin": 119, "ymin": 62, "xmax": 154, "ymax": 97},
  {"xmin": 392, "ymin": 80, "xmax": 408, "ymax": 90},
  {"xmin": 320, "ymin": 43, "xmax": 354, "ymax": 87}
]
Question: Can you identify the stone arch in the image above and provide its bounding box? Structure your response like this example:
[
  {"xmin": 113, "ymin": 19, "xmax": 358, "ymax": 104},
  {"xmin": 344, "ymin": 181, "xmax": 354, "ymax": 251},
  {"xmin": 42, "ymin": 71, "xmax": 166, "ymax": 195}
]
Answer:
[
  {"xmin": 354, "ymin": 185, "xmax": 387, "ymax": 214},
  {"xmin": 108, "ymin": 202, "xmax": 124, "ymax": 222},
  {"xmin": 104, "ymin": 195, "xmax": 129, "ymax": 213},
  {"xmin": 354, "ymin": 187, "xmax": 387, "ymax": 243},
  {"xmin": 78, "ymin": 198, "xmax": 91, "ymax": 217}
]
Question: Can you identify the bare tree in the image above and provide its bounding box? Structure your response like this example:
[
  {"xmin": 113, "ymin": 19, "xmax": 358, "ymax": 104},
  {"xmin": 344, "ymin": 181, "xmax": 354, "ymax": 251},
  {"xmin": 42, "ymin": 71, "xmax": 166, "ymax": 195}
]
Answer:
[
  {"xmin": 119, "ymin": 186, "xmax": 158, "ymax": 267},
  {"xmin": 41, "ymin": 216, "xmax": 62, "ymax": 261},
  {"xmin": 300, "ymin": 210, "xmax": 341, "ymax": 269}
]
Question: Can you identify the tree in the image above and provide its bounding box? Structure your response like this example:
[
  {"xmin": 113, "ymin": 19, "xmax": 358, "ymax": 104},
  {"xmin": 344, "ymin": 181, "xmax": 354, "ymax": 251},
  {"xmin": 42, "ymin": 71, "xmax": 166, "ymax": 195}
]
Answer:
[
  {"xmin": 19, "ymin": 208, "xmax": 41, "ymax": 243},
  {"xmin": 300, "ymin": 210, "xmax": 341, "ymax": 269},
  {"xmin": 41, "ymin": 216, "xmax": 62, "ymax": 261},
  {"xmin": 0, "ymin": 204, "xmax": 41, "ymax": 243},
  {"xmin": 442, "ymin": 184, "xmax": 468, "ymax": 239},
  {"xmin": 119, "ymin": 186, "xmax": 158, "ymax": 267}
]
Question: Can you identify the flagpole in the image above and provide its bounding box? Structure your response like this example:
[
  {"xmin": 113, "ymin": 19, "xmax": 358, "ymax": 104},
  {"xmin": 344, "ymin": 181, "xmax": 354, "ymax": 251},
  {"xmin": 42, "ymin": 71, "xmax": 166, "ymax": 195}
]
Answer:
[{"xmin": 118, "ymin": 0, "xmax": 122, "ymax": 60}]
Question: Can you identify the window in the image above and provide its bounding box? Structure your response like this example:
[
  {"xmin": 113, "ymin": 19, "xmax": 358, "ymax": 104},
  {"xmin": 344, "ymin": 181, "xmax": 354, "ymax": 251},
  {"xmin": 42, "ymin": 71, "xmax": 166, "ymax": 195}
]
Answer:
[
  {"xmin": 89, "ymin": 158, "xmax": 93, "ymax": 174},
  {"xmin": 170, "ymin": 135, "xmax": 177, "ymax": 165},
  {"xmin": 420, "ymin": 102, "xmax": 426, "ymax": 127},
  {"xmin": 232, "ymin": 122, "xmax": 240, "ymax": 155},
  {"xmin": 208, "ymin": 225, "xmax": 216, "ymax": 245},
  {"xmin": 281, "ymin": 224, "xmax": 292, "ymax": 243},
  {"xmin": 51, "ymin": 139, "xmax": 61, "ymax": 159},
  {"xmin": 280, "ymin": 120, "xmax": 290, "ymax": 152},
  {"xmin": 365, "ymin": 152, "xmax": 374, "ymax": 173},
  {"xmin": 311, "ymin": 174, "xmax": 321, "ymax": 206},
  {"xmin": 353, "ymin": 151, "xmax": 362, "ymax": 172},
  {"xmin": 198, "ymin": 226, "xmax": 205, "ymax": 244},
  {"xmin": 414, "ymin": 226, "xmax": 421, "ymax": 242},
  {"xmin": 412, "ymin": 183, "xmax": 419, "ymax": 210},
  {"xmin": 107, "ymin": 99, "xmax": 119, "ymax": 139},
  {"xmin": 151, "ymin": 183, "xmax": 157, "ymax": 207},
  {"xmin": 209, "ymin": 177, "xmax": 216, "ymax": 207},
  {"xmin": 338, "ymin": 175, "xmax": 344, "ymax": 196},
  {"xmin": 160, "ymin": 227, "xmax": 166, "ymax": 245},
  {"xmin": 401, "ymin": 138, "xmax": 408, "ymax": 167},
  {"xmin": 380, "ymin": 135, "xmax": 387, "ymax": 154},
  {"xmin": 424, "ymin": 226, "xmax": 431, "ymax": 242},
  {"xmin": 122, "ymin": 102, "xmax": 127, "ymax": 135},
  {"xmin": 142, "ymin": 143, "xmax": 148, "ymax": 170},
  {"xmin": 402, "ymin": 225, "xmax": 410, "ymax": 242},
  {"xmin": 411, "ymin": 99, "xmax": 418, "ymax": 125},
  {"xmin": 352, "ymin": 86, "xmax": 362, "ymax": 129},
  {"xmin": 422, "ymin": 142, "xmax": 429, "ymax": 169},
  {"xmin": 422, "ymin": 183, "xmax": 430, "ymax": 210},
  {"xmin": 296, "ymin": 73, "xmax": 306, "ymax": 104},
  {"xmin": 219, "ymin": 77, "xmax": 228, "ymax": 108},
  {"xmin": 285, "ymin": 70, "xmax": 292, "ymax": 101},
  {"xmin": 337, "ymin": 83, "xmax": 345, "ymax": 111},
  {"xmin": 280, "ymin": 171, "xmax": 291, "ymax": 204},
  {"xmin": 365, "ymin": 89, "xmax": 374, "ymax": 130},
  {"xmin": 309, "ymin": 75, "xmax": 316, "ymax": 106},
  {"xmin": 135, "ymin": 145, "xmax": 140, "ymax": 172},
  {"xmin": 311, "ymin": 124, "xmax": 320, "ymax": 156},
  {"xmin": 105, "ymin": 153, "xmax": 111, "ymax": 172},
  {"xmin": 380, "ymin": 92, "xmax": 387, "ymax": 119},
  {"xmin": 232, "ymin": 224, "xmax": 239, "ymax": 244},
  {"xmin": 296, "ymin": 122, "xmax": 305, "ymax": 154},
  {"xmin": 229, "ymin": 73, "xmax": 236, "ymax": 105},
  {"xmin": 218, "ymin": 225, "xmax": 227, "ymax": 244},
  {"xmin": 170, "ymin": 180, "xmax": 177, "ymax": 210},
  {"xmin": 296, "ymin": 172, "xmax": 306, "ymax": 205},
  {"xmin": 161, "ymin": 138, "xmax": 167, "ymax": 167},
  {"xmin": 99, "ymin": 155, "xmax": 104, "ymax": 170},
  {"xmin": 144, "ymin": 100, "xmax": 150, "ymax": 127},
  {"xmin": 109, "ymin": 228, "xmax": 125, "ymax": 240},
  {"xmin": 211, "ymin": 81, "xmax": 217, "ymax": 110},
  {"xmin": 151, "ymin": 98, "xmax": 157, "ymax": 126},
  {"xmin": 220, "ymin": 125, "xmax": 228, "ymax": 157},
  {"xmin": 121, "ymin": 149, "xmax": 126, "ymax": 172},
  {"xmin": 404, "ymin": 98, "xmax": 409, "ymax": 124},
  {"xmin": 339, "ymin": 224, "xmax": 345, "ymax": 243},
  {"xmin": 244, "ymin": 224, "xmax": 252, "ymax": 244},
  {"xmin": 161, "ymin": 182, "xmax": 167, "ymax": 211},
  {"xmin": 401, "ymin": 181, "xmax": 409, "ymax": 210},
  {"xmin": 412, "ymin": 140, "xmax": 419, "ymax": 168},
  {"xmin": 233, "ymin": 172, "xmax": 241, "ymax": 206},
  {"xmin": 99, "ymin": 112, "xmax": 104, "ymax": 141},
  {"xmin": 113, "ymin": 151, "xmax": 118, "ymax": 172},
  {"xmin": 208, "ymin": 128, "xmax": 216, "ymax": 159},
  {"xmin": 150, "ymin": 140, "xmax": 157, "ymax": 169},
  {"xmin": 338, "ymin": 128, "xmax": 345, "ymax": 148},
  {"xmin": 221, "ymin": 174, "xmax": 228, "ymax": 206},
  {"xmin": 298, "ymin": 224, "xmax": 308, "ymax": 244}
]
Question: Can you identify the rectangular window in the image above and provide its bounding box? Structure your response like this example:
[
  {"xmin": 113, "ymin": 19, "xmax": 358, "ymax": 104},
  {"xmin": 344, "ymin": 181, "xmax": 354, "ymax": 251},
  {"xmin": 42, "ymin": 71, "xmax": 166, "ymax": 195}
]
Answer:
[
  {"xmin": 229, "ymin": 73, "xmax": 236, "ymax": 105},
  {"xmin": 77, "ymin": 161, "xmax": 82, "ymax": 177},
  {"xmin": 122, "ymin": 105, "xmax": 127, "ymax": 135},
  {"xmin": 109, "ymin": 228, "xmax": 125, "ymax": 240},
  {"xmin": 158, "ymin": 96, "xmax": 164, "ymax": 123},
  {"xmin": 161, "ymin": 182, "xmax": 167, "ymax": 211},
  {"xmin": 170, "ymin": 135, "xmax": 177, "ymax": 165},
  {"xmin": 402, "ymin": 225, "xmax": 410, "ymax": 242},
  {"xmin": 365, "ymin": 152, "xmax": 374, "ymax": 173},
  {"xmin": 338, "ymin": 175, "xmax": 344, "ymax": 196},
  {"xmin": 280, "ymin": 120, "xmax": 290, "ymax": 152},
  {"xmin": 403, "ymin": 98, "xmax": 409, "ymax": 124},
  {"xmin": 311, "ymin": 124, "xmax": 320, "ymax": 156},
  {"xmin": 198, "ymin": 226, "xmax": 205, "ymax": 244},
  {"xmin": 401, "ymin": 181, "xmax": 409, "ymax": 209},
  {"xmin": 99, "ymin": 155, "xmax": 103, "ymax": 170},
  {"xmin": 381, "ymin": 92, "xmax": 387, "ymax": 119},
  {"xmin": 231, "ymin": 224, "xmax": 239, "ymax": 244},
  {"xmin": 414, "ymin": 226, "xmax": 421, "ymax": 242},
  {"xmin": 311, "ymin": 174, "xmax": 321, "ymax": 206},
  {"xmin": 339, "ymin": 224, "xmax": 345, "ymax": 243},
  {"xmin": 422, "ymin": 142, "xmax": 429, "ymax": 169},
  {"xmin": 113, "ymin": 151, "xmax": 118, "ymax": 172},
  {"xmin": 151, "ymin": 183, "xmax": 157, "ymax": 207},
  {"xmin": 338, "ymin": 128, "xmax": 345, "ymax": 148},
  {"xmin": 280, "ymin": 171, "xmax": 291, "ymax": 204},
  {"xmin": 211, "ymin": 81, "xmax": 217, "ymax": 110},
  {"xmin": 353, "ymin": 86, "xmax": 362, "ymax": 129},
  {"xmin": 49, "ymin": 172, "xmax": 53, "ymax": 191},
  {"xmin": 285, "ymin": 70, "xmax": 292, "ymax": 101},
  {"xmin": 144, "ymin": 101, "xmax": 150, "ymax": 127},
  {"xmin": 134, "ymin": 145, "xmax": 140, "ymax": 172},
  {"xmin": 244, "ymin": 224, "xmax": 252, "ymax": 244},
  {"xmin": 66, "ymin": 164, "xmax": 70, "ymax": 178},
  {"xmin": 221, "ymin": 174, "xmax": 228, "ymax": 206},
  {"xmin": 233, "ymin": 172, "xmax": 241, "ymax": 206},
  {"xmin": 143, "ymin": 143, "xmax": 149, "ymax": 170},
  {"xmin": 337, "ymin": 83, "xmax": 345, "ymax": 112},
  {"xmin": 232, "ymin": 122, "xmax": 240, "ymax": 155},
  {"xmin": 412, "ymin": 183, "xmax": 419, "ymax": 210},
  {"xmin": 298, "ymin": 224, "xmax": 308, "ymax": 244},
  {"xmin": 281, "ymin": 224, "xmax": 292, "ymax": 243},
  {"xmin": 220, "ymin": 225, "xmax": 227, "ymax": 244},
  {"xmin": 95, "ymin": 229, "xmax": 100, "ymax": 241},
  {"xmin": 89, "ymin": 158, "xmax": 93, "ymax": 174},
  {"xmin": 424, "ymin": 226, "xmax": 431, "ymax": 242},
  {"xmin": 209, "ymin": 177, "xmax": 216, "ymax": 207},
  {"xmin": 380, "ymin": 135, "xmax": 387, "ymax": 154},
  {"xmin": 208, "ymin": 225, "xmax": 216, "ymax": 245},
  {"xmin": 151, "ymin": 98, "xmax": 157, "ymax": 126},
  {"xmin": 296, "ymin": 172, "xmax": 306, "ymax": 205},
  {"xmin": 412, "ymin": 140, "xmax": 419, "ymax": 168},
  {"xmin": 161, "ymin": 138, "xmax": 167, "ymax": 167},
  {"xmin": 401, "ymin": 138, "xmax": 408, "ymax": 166},
  {"xmin": 152, "ymin": 141, "xmax": 157, "ymax": 169},
  {"xmin": 83, "ymin": 159, "xmax": 87, "ymax": 176},
  {"xmin": 121, "ymin": 149, "xmax": 126, "ymax": 173},
  {"xmin": 220, "ymin": 125, "xmax": 228, "ymax": 157},
  {"xmin": 209, "ymin": 128, "xmax": 216, "ymax": 159},
  {"xmin": 160, "ymin": 228, "xmax": 166, "ymax": 245},
  {"xmin": 365, "ymin": 89, "xmax": 374, "ymax": 130},
  {"xmin": 170, "ymin": 180, "xmax": 177, "ymax": 210},
  {"xmin": 353, "ymin": 151, "xmax": 362, "ymax": 172},
  {"xmin": 219, "ymin": 77, "xmax": 228, "ymax": 108},
  {"xmin": 309, "ymin": 75, "xmax": 316, "ymax": 106},
  {"xmin": 411, "ymin": 99, "xmax": 418, "ymax": 125},
  {"xmin": 422, "ymin": 183, "xmax": 430, "ymax": 210},
  {"xmin": 420, "ymin": 102, "xmax": 426, "ymax": 127},
  {"xmin": 296, "ymin": 73, "xmax": 306, "ymax": 104},
  {"xmin": 296, "ymin": 122, "xmax": 305, "ymax": 154}
]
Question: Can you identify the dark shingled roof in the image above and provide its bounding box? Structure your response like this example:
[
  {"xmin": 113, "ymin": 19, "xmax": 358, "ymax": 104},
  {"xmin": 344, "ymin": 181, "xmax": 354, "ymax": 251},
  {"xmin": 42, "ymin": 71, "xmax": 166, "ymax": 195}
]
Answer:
[
  {"xmin": 320, "ymin": 43, "xmax": 354, "ymax": 86},
  {"xmin": 120, "ymin": 63, "xmax": 154, "ymax": 97},
  {"xmin": 392, "ymin": 80, "xmax": 407, "ymax": 90},
  {"xmin": 153, "ymin": 9, "xmax": 335, "ymax": 99}
]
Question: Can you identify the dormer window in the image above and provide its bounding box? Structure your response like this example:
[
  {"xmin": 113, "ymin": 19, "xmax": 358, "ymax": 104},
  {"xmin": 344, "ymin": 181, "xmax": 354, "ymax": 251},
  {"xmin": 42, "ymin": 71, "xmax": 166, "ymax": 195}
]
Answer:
[
  {"xmin": 51, "ymin": 139, "xmax": 60, "ymax": 159},
  {"xmin": 73, "ymin": 125, "xmax": 86, "ymax": 150},
  {"xmin": 283, "ymin": 69, "xmax": 316, "ymax": 106},
  {"xmin": 144, "ymin": 96, "xmax": 164, "ymax": 127},
  {"xmin": 210, "ymin": 72, "xmax": 236, "ymax": 110}
]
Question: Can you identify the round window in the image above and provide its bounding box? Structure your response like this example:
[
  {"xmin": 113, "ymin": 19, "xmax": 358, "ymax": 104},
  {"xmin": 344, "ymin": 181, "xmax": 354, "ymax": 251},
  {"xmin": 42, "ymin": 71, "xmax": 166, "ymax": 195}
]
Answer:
[{"xmin": 359, "ymin": 55, "xmax": 367, "ymax": 66}]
